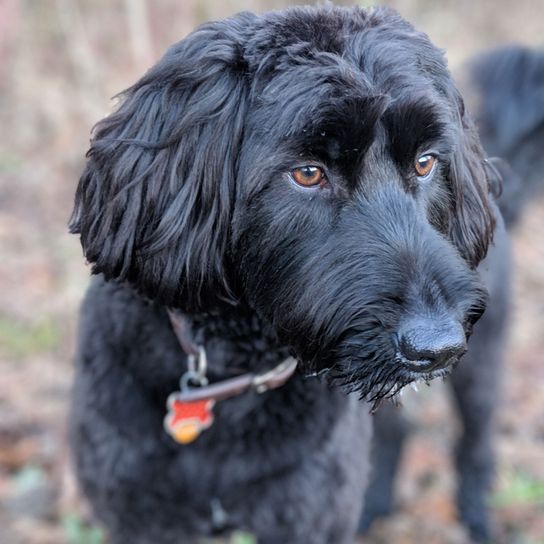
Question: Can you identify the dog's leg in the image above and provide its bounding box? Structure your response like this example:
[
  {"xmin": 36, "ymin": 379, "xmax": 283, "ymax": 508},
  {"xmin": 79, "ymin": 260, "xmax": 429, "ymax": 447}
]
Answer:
[
  {"xmin": 358, "ymin": 402, "xmax": 409, "ymax": 533},
  {"xmin": 450, "ymin": 291, "xmax": 507, "ymax": 543}
]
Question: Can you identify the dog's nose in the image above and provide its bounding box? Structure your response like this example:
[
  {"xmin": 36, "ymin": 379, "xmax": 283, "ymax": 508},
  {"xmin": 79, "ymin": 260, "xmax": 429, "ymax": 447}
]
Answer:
[{"xmin": 398, "ymin": 317, "xmax": 467, "ymax": 372}]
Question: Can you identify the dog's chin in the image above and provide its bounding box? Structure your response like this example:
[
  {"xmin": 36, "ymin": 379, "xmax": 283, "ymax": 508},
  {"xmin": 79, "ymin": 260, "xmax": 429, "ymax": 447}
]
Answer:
[{"xmin": 317, "ymin": 354, "xmax": 462, "ymax": 410}]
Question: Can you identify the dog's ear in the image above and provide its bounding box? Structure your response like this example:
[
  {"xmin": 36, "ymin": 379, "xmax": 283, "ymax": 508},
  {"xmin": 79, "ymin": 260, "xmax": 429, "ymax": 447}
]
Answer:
[
  {"xmin": 70, "ymin": 14, "xmax": 255, "ymax": 311},
  {"xmin": 447, "ymin": 96, "xmax": 497, "ymax": 268}
]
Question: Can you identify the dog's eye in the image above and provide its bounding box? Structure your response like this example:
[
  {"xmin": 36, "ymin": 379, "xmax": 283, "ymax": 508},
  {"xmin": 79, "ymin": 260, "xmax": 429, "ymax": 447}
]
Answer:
[
  {"xmin": 291, "ymin": 166, "xmax": 326, "ymax": 187},
  {"xmin": 414, "ymin": 154, "xmax": 437, "ymax": 178}
]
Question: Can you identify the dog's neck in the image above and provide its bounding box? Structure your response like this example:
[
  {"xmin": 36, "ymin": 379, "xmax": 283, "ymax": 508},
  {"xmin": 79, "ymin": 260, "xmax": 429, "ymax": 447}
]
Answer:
[{"xmin": 174, "ymin": 305, "xmax": 291, "ymax": 379}]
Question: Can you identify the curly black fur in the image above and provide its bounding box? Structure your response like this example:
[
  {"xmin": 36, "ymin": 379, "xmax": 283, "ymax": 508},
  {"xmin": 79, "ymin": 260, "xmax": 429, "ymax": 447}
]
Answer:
[{"xmin": 70, "ymin": 6, "xmax": 499, "ymax": 543}]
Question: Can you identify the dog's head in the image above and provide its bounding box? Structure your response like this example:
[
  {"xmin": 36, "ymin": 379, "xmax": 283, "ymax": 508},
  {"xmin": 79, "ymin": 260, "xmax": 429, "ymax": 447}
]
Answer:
[{"xmin": 71, "ymin": 6, "xmax": 496, "ymax": 402}]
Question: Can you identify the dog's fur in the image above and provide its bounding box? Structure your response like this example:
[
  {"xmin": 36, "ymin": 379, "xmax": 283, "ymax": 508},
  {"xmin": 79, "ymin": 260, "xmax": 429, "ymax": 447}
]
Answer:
[
  {"xmin": 361, "ymin": 45, "xmax": 544, "ymax": 542},
  {"xmin": 70, "ymin": 6, "xmax": 501, "ymax": 543}
]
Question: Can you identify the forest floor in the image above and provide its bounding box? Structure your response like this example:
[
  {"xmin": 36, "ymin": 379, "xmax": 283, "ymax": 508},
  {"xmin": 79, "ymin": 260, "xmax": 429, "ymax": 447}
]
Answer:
[{"xmin": 1, "ymin": 1, "xmax": 543, "ymax": 543}]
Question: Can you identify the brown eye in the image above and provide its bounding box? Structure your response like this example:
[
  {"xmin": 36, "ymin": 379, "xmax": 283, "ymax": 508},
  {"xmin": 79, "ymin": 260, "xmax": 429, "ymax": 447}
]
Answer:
[
  {"xmin": 291, "ymin": 165, "xmax": 326, "ymax": 187},
  {"xmin": 415, "ymin": 154, "xmax": 437, "ymax": 178}
]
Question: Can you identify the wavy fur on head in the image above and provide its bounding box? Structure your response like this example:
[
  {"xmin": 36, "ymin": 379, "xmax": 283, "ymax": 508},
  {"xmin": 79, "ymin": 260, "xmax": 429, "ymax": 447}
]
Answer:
[{"xmin": 71, "ymin": 7, "xmax": 495, "ymax": 315}]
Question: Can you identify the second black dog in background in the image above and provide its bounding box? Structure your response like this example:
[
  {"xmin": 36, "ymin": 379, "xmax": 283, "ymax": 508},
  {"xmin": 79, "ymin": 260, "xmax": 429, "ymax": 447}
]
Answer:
[
  {"xmin": 473, "ymin": 46, "xmax": 544, "ymax": 227},
  {"xmin": 361, "ymin": 45, "xmax": 544, "ymax": 543}
]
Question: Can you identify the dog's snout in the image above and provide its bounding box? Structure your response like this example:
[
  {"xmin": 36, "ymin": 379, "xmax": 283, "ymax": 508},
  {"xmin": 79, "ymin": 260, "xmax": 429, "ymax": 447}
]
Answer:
[{"xmin": 397, "ymin": 317, "xmax": 467, "ymax": 372}]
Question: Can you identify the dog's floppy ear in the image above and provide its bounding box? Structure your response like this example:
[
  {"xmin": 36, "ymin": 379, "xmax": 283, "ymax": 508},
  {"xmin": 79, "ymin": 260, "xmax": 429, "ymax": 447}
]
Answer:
[
  {"xmin": 70, "ymin": 13, "xmax": 255, "ymax": 311},
  {"xmin": 447, "ymin": 96, "xmax": 497, "ymax": 268}
]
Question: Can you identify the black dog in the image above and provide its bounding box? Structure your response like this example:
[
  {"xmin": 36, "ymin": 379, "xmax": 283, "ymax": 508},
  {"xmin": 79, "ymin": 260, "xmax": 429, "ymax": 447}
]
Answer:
[
  {"xmin": 472, "ymin": 45, "xmax": 544, "ymax": 227},
  {"xmin": 361, "ymin": 45, "xmax": 544, "ymax": 542},
  {"xmin": 69, "ymin": 6, "xmax": 500, "ymax": 543}
]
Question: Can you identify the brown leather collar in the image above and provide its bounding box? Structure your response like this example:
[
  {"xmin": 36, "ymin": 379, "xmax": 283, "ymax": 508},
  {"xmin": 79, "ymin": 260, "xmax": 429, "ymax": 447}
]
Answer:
[
  {"xmin": 166, "ymin": 309, "xmax": 297, "ymax": 402},
  {"xmin": 167, "ymin": 308, "xmax": 201, "ymax": 357}
]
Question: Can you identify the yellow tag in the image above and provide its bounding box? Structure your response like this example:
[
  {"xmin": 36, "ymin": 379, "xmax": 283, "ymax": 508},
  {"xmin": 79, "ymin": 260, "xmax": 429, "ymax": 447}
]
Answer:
[{"xmin": 172, "ymin": 422, "xmax": 201, "ymax": 444}]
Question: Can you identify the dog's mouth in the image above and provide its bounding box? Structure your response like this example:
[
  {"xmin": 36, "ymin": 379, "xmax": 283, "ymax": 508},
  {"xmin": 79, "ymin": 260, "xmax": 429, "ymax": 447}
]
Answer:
[
  {"xmin": 318, "ymin": 349, "xmax": 464, "ymax": 411},
  {"xmin": 403, "ymin": 363, "xmax": 455, "ymax": 382},
  {"xmin": 396, "ymin": 348, "xmax": 466, "ymax": 374},
  {"xmin": 376, "ymin": 351, "xmax": 466, "ymax": 405}
]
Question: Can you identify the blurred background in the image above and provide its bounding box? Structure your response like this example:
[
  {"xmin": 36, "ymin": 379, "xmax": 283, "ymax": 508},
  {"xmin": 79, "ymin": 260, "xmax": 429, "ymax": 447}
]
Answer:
[{"xmin": 0, "ymin": 1, "xmax": 542, "ymax": 543}]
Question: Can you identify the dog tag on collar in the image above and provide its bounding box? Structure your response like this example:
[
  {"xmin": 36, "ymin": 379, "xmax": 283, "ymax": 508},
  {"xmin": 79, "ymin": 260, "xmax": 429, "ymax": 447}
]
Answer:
[{"xmin": 164, "ymin": 392, "xmax": 215, "ymax": 445}]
